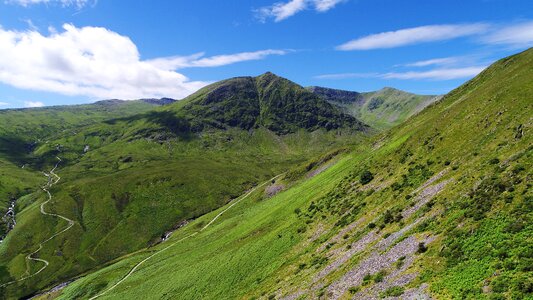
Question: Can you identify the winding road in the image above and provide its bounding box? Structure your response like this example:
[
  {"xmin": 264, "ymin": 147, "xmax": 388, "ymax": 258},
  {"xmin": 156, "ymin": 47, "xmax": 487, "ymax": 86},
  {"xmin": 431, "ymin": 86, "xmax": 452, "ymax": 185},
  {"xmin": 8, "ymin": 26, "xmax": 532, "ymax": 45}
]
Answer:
[
  {"xmin": 89, "ymin": 174, "xmax": 282, "ymax": 300},
  {"xmin": 0, "ymin": 157, "xmax": 75, "ymax": 288}
]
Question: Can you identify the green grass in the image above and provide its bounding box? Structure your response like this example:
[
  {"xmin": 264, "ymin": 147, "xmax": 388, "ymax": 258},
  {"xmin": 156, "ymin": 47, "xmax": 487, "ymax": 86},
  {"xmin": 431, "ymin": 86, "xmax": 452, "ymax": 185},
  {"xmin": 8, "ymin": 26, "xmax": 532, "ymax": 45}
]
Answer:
[
  {"xmin": 2, "ymin": 48, "xmax": 533, "ymax": 300},
  {"xmin": 52, "ymin": 48, "xmax": 533, "ymax": 300},
  {"xmin": 0, "ymin": 82, "xmax": 364, "ymax": 298},
  {"xmin": 310, "ymin": 86, "xmax": 438, "ymax": 130},
  {"xmin": 57, "ymin": 150, "xmax": 358, "ymax": 300}
]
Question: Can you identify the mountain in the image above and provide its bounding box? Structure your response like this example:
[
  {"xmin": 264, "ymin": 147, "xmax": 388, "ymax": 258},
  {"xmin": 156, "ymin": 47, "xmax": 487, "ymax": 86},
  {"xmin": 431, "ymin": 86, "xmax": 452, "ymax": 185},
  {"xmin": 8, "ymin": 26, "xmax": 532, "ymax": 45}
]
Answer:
[
  {"xmin": 43, "ymin": 49, "xmax": 533, "ymax": 300},
  {"xmin": 0, "ymin": 73, "xmax": 367, "ymax": 299},
  {"xmin": 138, "ymin": 98, "xmax": 177, "ymax": 106},
  {"xmin": 0, "ymin": 99, "xmax": 169, "ymax": 209},
  {"xmin": 309, "ymin": 86, "xmax": 439, "ymax": 130},
  {"xmin": 174, "ymin": 72, "xmax": 367, "ymax": 134}
]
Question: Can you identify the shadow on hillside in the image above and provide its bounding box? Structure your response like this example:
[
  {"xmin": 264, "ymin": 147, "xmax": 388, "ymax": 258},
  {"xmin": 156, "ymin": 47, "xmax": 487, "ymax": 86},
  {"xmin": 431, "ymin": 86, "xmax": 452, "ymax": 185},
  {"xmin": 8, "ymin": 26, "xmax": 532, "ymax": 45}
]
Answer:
[
  {"xmin": 105, "ymin": 111, "xmax": 194, "ymax": 141},
  {"xmin": 0, "ymin": 135, "xmax": 34, "ymax": 165}
]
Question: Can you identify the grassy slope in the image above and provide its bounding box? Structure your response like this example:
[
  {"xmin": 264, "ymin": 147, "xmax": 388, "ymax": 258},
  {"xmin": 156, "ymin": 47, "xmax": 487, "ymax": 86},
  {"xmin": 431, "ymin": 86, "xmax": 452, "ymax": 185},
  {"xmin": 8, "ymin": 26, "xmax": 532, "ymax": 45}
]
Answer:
[
  {"xmin": 2, "ymin": 130, "xmax": 357, "ymax": 298},
  {"xmin": 358, "ymin": 88, "xmax": 438, "ymax": 130},
  {"xmin": 310, "ymin": 86, "xmax": 437, "ymax": 130},
  {"xmin": 56, "ymin": 48, "xmax": 532, "ymax": 300},
  {"xmin": 0, "ymin": 101, "xmax": 162, "ymax": 240},
  {"xmin": 0, "ymin": 74, "xmax": 367, "ymax": 298}
]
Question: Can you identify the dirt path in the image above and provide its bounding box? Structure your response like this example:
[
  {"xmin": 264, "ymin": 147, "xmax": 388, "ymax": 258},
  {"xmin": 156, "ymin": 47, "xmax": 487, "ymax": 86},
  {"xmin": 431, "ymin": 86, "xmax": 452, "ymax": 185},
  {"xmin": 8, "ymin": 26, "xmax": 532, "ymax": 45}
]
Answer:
[
  {"xmin": 88, "ymin": 174, "xmax": 282, "ymax": 300},
  {"xmin": 0, "ymin": 157, "xmax": 75, "ymax": 288}
]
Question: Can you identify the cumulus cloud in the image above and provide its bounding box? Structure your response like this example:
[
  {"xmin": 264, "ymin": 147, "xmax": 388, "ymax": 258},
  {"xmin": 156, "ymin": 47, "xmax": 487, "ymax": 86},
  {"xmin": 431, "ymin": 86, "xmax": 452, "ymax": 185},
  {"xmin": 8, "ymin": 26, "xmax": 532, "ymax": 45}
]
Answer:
[
  {"xmin": 0, "ymin": 24, "xmax": 285, "ymax": 100},
  {"xmin": 148, "ymin": 49, "xmax": 288, "ymax": 70},
  {"xmin": 24, "ymin": 101, "xmax": 45, "ymax": 107},
  {"xmin": 337, "ymin": 24, "xmax": 489, "ymax": 50},
  {"xmin": 483, "ymin": 21, "xmax": 533, "ymax": 48},
  {"xmin": 256, "ymin": 0, "xmax": 346, "ymax": 22},
  {"xmin": 6, "ymin": 0, "xmax": 93, "ymax": 8}
]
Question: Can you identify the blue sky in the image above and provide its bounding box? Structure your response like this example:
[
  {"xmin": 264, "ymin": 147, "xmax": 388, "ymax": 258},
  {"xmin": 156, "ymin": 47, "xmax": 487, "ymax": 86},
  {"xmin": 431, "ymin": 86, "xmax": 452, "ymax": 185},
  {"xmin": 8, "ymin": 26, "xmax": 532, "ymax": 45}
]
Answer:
[{"xmin": 0, "ymin": 0, "xmax": 532, "ymax": 108}]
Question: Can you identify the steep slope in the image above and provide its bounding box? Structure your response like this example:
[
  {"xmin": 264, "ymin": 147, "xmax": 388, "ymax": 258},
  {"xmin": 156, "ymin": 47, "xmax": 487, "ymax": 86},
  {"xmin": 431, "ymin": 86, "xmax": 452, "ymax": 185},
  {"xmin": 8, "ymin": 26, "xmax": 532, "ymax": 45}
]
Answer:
[
  {"xmin": 53, "ymin": 49, "xmax": 532, "ymax": 300},
  {"xmin": 309, "ymin": 86, "xmax": 438, "ymax": 130},
  {"xmin": 0, "ymin": 74, "xmax": 367, "ymax": 299}
]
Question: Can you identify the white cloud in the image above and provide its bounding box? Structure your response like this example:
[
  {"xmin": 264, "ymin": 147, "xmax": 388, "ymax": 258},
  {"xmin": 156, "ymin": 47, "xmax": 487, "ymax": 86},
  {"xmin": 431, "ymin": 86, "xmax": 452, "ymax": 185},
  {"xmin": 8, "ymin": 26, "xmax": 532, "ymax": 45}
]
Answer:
[
  {"xmin": 314, "ymin": 72, "xmax": 379, "ymax": 79},
  {"xmin": 0, "ymin": 102, "xmax": 8, "ymax": 106},
  {"xmin": 314, "ymin": 0, "xmax": 346, "ymax": 12},
  {"xmin": 402, "ymin": 57, "xmax": 460, "ymax": 67},
  {"xmin": 483, "ymin": 21, "xmax": 533, "ymax": 48},
  {"xmin": 6, "ymin": 0, "xmax": 92, "ymax": 8},
  {"xmin": 315, "ymin": 67, "xmax": 486, "ymax": 81},
  {"xmin": 382, "ymin": 66, "xmax": 487, "ymax": 80},
  {"xmin": 256, "ymin": 0, "xmax": 345, "ymax": 22},
  {"xmin": 24, "ymin": 101, "xmax": 44, "ymax": 108},
  {"xmin": 148, "ymin": 49, "xmax": 288, "ymax": 70},
  {"xmin": 337, "ymin": 24, "xmax": 489, "ymax": 50},
  {"xmin": 0, "ymin": 24, "xmax": 285, "ymax": 100}
]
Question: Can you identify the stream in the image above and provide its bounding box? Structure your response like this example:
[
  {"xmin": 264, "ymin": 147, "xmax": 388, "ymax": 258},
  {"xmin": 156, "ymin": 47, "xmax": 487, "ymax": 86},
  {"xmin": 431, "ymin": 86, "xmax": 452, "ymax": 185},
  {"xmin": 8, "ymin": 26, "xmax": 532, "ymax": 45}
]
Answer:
[{"xmin": 0, "ymin": 199, "xmax": 16, "ymax": 243}]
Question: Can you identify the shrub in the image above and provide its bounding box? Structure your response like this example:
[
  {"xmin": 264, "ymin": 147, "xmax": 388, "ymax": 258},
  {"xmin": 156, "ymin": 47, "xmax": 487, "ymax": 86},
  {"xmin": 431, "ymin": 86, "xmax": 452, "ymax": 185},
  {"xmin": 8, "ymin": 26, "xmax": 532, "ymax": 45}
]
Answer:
[
  {"xmin": 374, "ymin": 270, "xmax": 386, "ymax": 283},
  {"xmin": 489, "ymin": 158, "xmax": 500, "ymax": 165},
  {"xmin": 417, "ymin": 242, "xmax": 428, "ymax": 253},
  {"xmin": 491, "ymin": 276, "xmax": 509, "ymax": 293},
  {"xmin": 396, "ymin": 256, "xmax": 406, "ymax": 269},
  {"xmin": 348, "ymin": 286, "xmax": 360, "ymax": 294},
  {"xmin": 360, "ymin": 170, "xmax": 374, "ymax": 185},
  {"xmin": 363, "ymin": 274, "xmax": 372, "ymax": 285},
  {"xmin": 380, "ymin": 286, "xmax": 405, "ymax": 298}
]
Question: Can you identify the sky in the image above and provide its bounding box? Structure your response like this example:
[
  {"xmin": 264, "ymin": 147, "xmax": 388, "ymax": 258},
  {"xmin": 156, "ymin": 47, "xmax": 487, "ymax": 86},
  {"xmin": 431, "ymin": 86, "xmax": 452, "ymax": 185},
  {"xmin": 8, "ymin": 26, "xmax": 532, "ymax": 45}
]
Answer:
[{"xmin": 0, "ymin": 0, "xmax": 532, "ymax": 108}]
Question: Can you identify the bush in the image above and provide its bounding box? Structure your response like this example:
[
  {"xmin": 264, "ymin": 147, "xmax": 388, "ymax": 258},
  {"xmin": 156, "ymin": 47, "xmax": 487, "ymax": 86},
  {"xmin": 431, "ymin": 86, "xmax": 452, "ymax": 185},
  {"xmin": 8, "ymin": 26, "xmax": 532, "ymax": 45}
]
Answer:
[
  {"xmin": 380, "ymin": 286, "xmax": 405, "ymax": 298},
  {"xmin": 417, "ymin": 242, "xmax": 428, "ymax": 253},
  {"xmin": 363, "ymin": 274, "xmax": 372, "ymax": 285},
  {"xmin": 374, "ymin": 270, "xmax": 386, "ymax": 283},
  {"xmin": 396, "ymin": 256, "xmax": 406, "ymax": 269},
  {"xmin": 360, "ymin": 170, "xmax": 374, "ymax": 185},
  {"xmin": 348, "ymin": 286, "xmax": 360, "ymax": 294},
  {"xmin": 489, "ymin": 158, "xmax": 500, "ymax": 165}
]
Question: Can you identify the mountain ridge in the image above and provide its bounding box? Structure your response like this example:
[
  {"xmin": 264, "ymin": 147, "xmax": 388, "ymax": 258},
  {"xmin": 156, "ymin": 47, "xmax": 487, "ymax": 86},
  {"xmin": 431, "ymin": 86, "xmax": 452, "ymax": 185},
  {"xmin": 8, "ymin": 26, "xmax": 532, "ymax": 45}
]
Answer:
[
  {"xmin": 171, "ymin": 72, "xmax": 368, "ymax": 134},
  {"xmin": 308, "ymin": 85, "xmax": 439, "ymax": 129}
]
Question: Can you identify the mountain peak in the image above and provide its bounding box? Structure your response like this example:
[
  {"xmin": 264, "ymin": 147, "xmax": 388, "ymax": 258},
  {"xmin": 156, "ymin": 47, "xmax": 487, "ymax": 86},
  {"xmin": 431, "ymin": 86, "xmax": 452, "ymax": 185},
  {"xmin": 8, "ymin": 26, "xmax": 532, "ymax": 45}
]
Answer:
[{"xmin": 174, "ymin": 73, "xmax": 368, "ymax": 134}]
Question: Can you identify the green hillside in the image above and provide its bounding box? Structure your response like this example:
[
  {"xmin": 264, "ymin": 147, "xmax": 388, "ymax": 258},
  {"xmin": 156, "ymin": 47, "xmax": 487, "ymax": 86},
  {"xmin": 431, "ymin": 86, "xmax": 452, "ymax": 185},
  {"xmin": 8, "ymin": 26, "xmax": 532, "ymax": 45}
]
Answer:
[
  {"xmin": 176, "ymin": 72, "xmax": 367, "ymax": 134},
  {"xmin": 47, "ymin": 48, "xmax": 533, "ymax": 300},
  {"xmin": 0, "ymin": 100, "xmax": 171, "ymax": 230},
  {"xmin": 309, "ymin": 86, "xmax": 439, "ymax": 130},
  {"xmin": 0, "ymin": 74, "xmax": 366, "ymax": 299}
]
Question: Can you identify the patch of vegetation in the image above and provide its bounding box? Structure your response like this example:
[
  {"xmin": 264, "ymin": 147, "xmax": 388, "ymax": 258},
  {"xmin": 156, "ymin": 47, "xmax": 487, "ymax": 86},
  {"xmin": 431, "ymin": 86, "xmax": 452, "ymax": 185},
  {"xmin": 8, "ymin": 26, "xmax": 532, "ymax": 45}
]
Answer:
[
  {"xmin": 359, "ymin": 170, "xmax": 374, "ymax": 185},
  {"xmin": 380, "ymin": 286, "xmax": 405, "ymax": 298}
]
